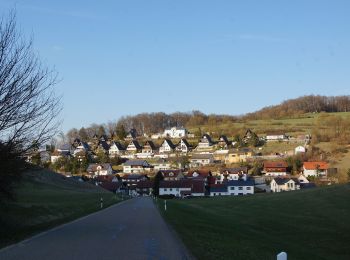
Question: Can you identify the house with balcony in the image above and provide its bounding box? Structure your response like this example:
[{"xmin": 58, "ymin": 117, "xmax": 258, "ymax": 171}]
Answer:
[
  {"xmin": 159, "ymin": 139, "xmax": 176, "ymax": 153},
  {"xmin": 109, "ymin": 141, "xmax": 125, "ymax": 157},
  {"xmin": 176, "ymin": 138, "xmax": 192, "ymax": 153},
  {"xmin": 263, "ymin": 161, "xmax": 289, "ymax": 176},
  {"xmin": 189, "ymin": 153, "xmax": 214, "ymax": 167},
  {"xmin": 123, "ymin": 160, "xmax": 152, "ymax": 174},
  {"xmin": 303, "ymin": 161, "xmax": 329, "ymax": 177}
]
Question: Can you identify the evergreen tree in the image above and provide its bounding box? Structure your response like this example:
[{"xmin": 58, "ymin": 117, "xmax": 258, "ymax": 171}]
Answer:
[
  {"xmin": 153, "ymin": 171, "xmax": 164, "ymax": 197},
  {"xmin": 115, "ymin": 123, "xmax": 127, "ymax": 140}
]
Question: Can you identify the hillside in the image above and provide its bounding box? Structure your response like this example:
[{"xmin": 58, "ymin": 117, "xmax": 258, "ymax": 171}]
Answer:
[
  {"xmin": 0, "ymin": 169, "xmax": 121, "ymax": 248},
  {"xmin": 158, "ymin": 184, "xmax": 350, "ymax": 260}
]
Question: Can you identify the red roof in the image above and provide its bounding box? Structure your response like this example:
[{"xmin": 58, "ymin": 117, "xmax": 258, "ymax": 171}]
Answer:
[
  {"xmin": 187, "ymin": 169, "xmax": 210, "ymax": 178},
  {"xmin": 264, "ymin": 161, "xmax": 288, "ymax": 169},
  {"xmin": 303, "ymin": 162, "xmax": 329, "ymax": 170}
]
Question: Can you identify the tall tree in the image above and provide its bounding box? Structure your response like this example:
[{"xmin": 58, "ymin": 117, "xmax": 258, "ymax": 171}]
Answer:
[
  {"xmin": 0, "ymin": 11, "xmax": 61, "ymax": 200},
  {"xmin": 115, "ymin": 123, "xmax": 127, "ymax": 140}
]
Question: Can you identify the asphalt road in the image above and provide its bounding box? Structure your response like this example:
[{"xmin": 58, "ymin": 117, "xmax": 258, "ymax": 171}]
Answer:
[{"xmin": 0, "ymin": 197, "xmax": 191, "ymax": 260}]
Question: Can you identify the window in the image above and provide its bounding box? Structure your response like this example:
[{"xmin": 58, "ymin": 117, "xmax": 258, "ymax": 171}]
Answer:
[
  {"xmin": 176, "ymin": 188, "xmax": 179, "ymax": 191},
  {"xmin": 247, "ymin": 187, "xmax": 251, "ymax": 190},
  {"xmin": 169, "ymin": 188, "xmax": 173, "ymax": 191},
  {"xmin": 230, "ymin": 187, "xmax": 234, "ymax": 190},
  {"xmin": 238, "ymin": 187, "xmax": 243, "ymax": 190},
  {"xmin": 164, "ymin": 188, "xmax": 167, "ymax": 191}
]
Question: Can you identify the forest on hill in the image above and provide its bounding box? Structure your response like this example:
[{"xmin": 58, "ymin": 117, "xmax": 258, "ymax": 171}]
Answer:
[{"xmin": 66, "ymin": 95, "xmax": 350, "ymax": 140}]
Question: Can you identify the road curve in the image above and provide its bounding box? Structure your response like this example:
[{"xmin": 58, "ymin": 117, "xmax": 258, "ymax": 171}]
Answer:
[{"xmin": 0, "ymin": 197, "xmax": 191, "ymax": 260}]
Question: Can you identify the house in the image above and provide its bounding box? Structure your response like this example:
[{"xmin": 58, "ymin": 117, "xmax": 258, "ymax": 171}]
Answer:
[
  {"xmin": 218, "ymin": 135, "xmax": 230, "ymax": 149},
  {"xmin": 210, "ymin": 184, "xmax": 228, "ymax": 196},
  {"xmin": 151, "ymin": 133, "xmax": 162, "ymax": 139},
  {"xmin": 295, "ymin": 146, "xmax": 306, "ymax": 154},
  {"xmin": 136, "ymin": 180, "xmax": 153, "ymax": 196},
  {"xmin": 243, "ymin": 129, "xmax": 257, "ymax": 144},
  {"xmin": 227, "ymin": 179, "xmax": 255, "ymax": 195},
  {"xmin": 163, "ymin": 127, "xmax": 188, "ymax": 138},
  {"xmin": 220, "ymin": 167, "xmax": 248, "ymax": 181},
  {"xmin": 263, "ymin": 161, "xmax": 288, "ymax": 176},
  {"xmin": 159, "ymin": 139, "xmax": 176, "ymax": 153},
  {"xmin": 176, "ymin": 138, "xmax": 192, "ymax": 153},
  {"xmin": 99, "ymin": 182, "xmax": 122, "ymax": 193},
  {"xmin": 190, "ymin": 153, "xmax": 214, "ymax": 167},
  {"xmin": 159, "ymin": 180, "xmax": 192, "ymax": 197},
  {"xmin": 87, "ymin": 163, "xmax": 113, "ymax": 176},
  {"xmin": 265, "ymin": 133, "xmax": 288, "ymax": 142},
  {"xmin": 270, "ymin": 177, "xmax": 299, "ymax": 192},
  {"xmin": 109, "ymin": 141, "xmax": 125, "ymax": 157},
  {"xmin": 303, "ymin": 161, "xmax": 329, "ymax": 177},
  {"xmin": 125, "ymin": 128, "xmax": 138, "ymax": 140},
  {"xmin": 297, "ymin": 174, "xmax": 309, "ymax": 184},
  {"xmin": 73, "ymin": 141, "xmax": 90, "ymax": 156},
  {"xmin": 97, "ymin": 140, "xmax": 110, "ymax": 154},
  {"xmin": 186, "ymin": 169, "xmax": 211, "ymax": 180},
  {"xmin": 225, "ymin": 148, "xmax": 254, "ymax": 164},
  {"xmin": 142, "ymin": 140, "xmax": 158, "ymax": 154},
  {"xmin": 126, "ymin": 140, "xmax": 142, "ymax": 153},
  {"xmin": 197, "ymin": 134, "xmax": 214, "ymax": 149},
  {"xmin": 123, "ymin": 160, "xmax": 152, "ymax": 174},
  {"xmin": 151, "ymin": 158, "xmax": 172, "ymax": 171},
  {"xmin": 121, "ymin": 174, "xmax": 148, "ymax": 187},
  {"xmin": 159, "ymin": 170, "xmax": 185, "ymax": 181},
  {"xmin": 51, "ymin": 144, "xmax": 72, "ymax": 163}
]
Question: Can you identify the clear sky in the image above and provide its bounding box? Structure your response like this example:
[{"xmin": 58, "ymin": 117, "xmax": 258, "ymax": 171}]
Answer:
[{"xmin": 1, "ymin": 0, "xmax": 349, "ymax": 132}]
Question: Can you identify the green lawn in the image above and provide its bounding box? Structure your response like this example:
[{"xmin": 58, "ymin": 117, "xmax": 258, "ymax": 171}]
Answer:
[
  {"xmin": 0, "ymin": 169, "xmax": 122, "ymax": 248},
  {"xmin": 157, "ymin": 185, "xmax": 350, "ymax": 260}
]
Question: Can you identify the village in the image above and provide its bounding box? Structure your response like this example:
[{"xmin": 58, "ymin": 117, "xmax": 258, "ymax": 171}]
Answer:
[{"xmin": 33, "ymin": 126, "xmax": 334, "ymax": 198}]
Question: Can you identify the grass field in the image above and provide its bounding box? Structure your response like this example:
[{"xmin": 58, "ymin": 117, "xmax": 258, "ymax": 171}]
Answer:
[
  {"xmin": 157, "ymin": 185, "xmax": 350, "ymax": 260},
  {"xmin": 0, "ymin": 169, "xmax": 122, "ymax": 248}
]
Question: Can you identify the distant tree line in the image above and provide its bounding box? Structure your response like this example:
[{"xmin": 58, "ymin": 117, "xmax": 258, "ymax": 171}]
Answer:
[{"xmin": 244, "ymin": 95, "xmax": 350, "ymax": 120}]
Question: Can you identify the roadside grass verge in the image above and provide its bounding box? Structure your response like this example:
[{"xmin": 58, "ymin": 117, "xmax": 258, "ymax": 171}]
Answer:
[
  {"xmin": 157, "ymin": 185, "xmax": 350, "ymax": 260},
  {"xmin": 0, "ymin": 169, "xmax": 122, "ymax": 248}
]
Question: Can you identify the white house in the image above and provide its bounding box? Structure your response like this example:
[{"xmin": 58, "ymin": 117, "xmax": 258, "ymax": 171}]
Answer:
[
  {"xmin": 159, "ymin": 139, "xmax": 176, "ymax": 153},
  {"xmin": 295, "ymin": 146, "xmax": 306, "ymax": 154},
  {"xmin": 303, "ymin": 162, "xmax": 329, "ymax": 177},
  {"xmin": 190, "ymin": 153, "xmax": 214, "ymax": 167},
  {"xmin": 163, "ymin": 127, "xmax": 188, "ymax": 138},
  {"xmin": 87, "ymin": 163, "xmax": 113, "ymax": 176},
  {"xmin": 151, "ymin": 158, "xmax": 172, "ymax": 171},
  {"xmin": 197, "ymin": 134, "xmax": 214, "ymax": 149},
  {"xmin": 126, "ymin": 140, "xmax": 142, "ymax": 153},
  {"xmin": 270, "ymin": 177, "xmax": 299, "ymax": 192},
  {"xmin": 176, "ymin": 138, "xmax": 191, "ymax": 153},
  {"xmin": 210, "ymin": 184, "xmax": 228, "ymax": 196},
  {"xmin": 159, "ymin": 181, "xmax": 192, "ymax": 197},
  {"xmin": 109, "ymin": 141, "xmax": 125, "ymax": 157},
  {"xmin": 220, "ymin": 167, "xmax": 248, "ymax": 182},
  {"xmin": 123, "ymin": 160, "xmax": 152, "ymax": 174},
  {"xmin": 266, "ymin": 133, "xmax": 288, "ymax": 141},
  {"xmin": 227, "ymin": 179, "xmax": 254, "ymax": 196}
]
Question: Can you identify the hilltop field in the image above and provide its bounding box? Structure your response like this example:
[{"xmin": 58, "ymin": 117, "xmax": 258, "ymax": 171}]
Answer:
[
  {"xmin": 0, "ymin": 169, "xmax": 121, "ymax": 248},
  {"xmin": 157, "ymin": 184, "xmax": 350, "ymax": 260}
]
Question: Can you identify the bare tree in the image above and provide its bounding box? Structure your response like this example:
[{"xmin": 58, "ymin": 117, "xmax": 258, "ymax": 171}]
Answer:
[{"xmin": 0, "ymin": 11, "xmax": 61, "ymax": 199}]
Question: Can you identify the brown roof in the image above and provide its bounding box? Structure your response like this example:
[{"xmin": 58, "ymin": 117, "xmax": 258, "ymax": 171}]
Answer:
[
  {"xmin": 303, "ymin": 162, "xmax": 329, "ymax": 170},
  {"xmin": 264, "ymin": 161, "xmax": 288, "ymax": 169}
]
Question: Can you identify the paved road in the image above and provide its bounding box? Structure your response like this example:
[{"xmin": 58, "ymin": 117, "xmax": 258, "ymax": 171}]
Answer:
[{"xmin": 0, "ymin": 197, "xmax": 191, "ymax": 260}]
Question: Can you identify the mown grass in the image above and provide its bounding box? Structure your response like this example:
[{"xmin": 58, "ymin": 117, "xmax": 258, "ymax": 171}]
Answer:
[
  {"xmin": 0, "ymin": 170, "xmax": 122, "ymax": 248},
  {"xmin": 157, "ymin": 185, "xmax": 350, "ymax": 260}
]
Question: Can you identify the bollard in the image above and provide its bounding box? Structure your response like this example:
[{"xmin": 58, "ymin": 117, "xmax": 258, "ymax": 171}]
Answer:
[
  {"xmin": 164, "ymin": 200, "xmax": 167, "ymax": 211},
  {"xmin": 100, "ymin": 197, "xmax": 103, "ymax": 209},
  {"xmin": 277, "ymin": 252, "xmax": 287, "ymax": 260}
]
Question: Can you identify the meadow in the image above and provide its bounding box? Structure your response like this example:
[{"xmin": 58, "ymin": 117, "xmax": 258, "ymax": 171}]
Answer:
[
  {"xmin": 157, "ymin": 185, "xmax": 350, "ymax": 260},
  {"xmin": 0, "ymin": 169, "xmax": 121, "ymax": 248}
]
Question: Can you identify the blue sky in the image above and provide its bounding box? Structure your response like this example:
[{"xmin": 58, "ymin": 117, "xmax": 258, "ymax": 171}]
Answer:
[{"xmin": 1, "ymin": 0, "xmax": 349, "ymax": 132}]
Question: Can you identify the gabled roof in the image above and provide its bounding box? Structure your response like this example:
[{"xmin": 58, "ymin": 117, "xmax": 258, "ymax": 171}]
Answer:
[
  {"xmin": 273, "ymin": 177, "xmax": 295, "ymax": 185},
  {"xmin": 110, "ymin": 141, "xmax": 125, "ymax": 151},
  {"xmin": 221, "ymin": 167, "xmax": 248, "ymax": 174},
  {"xmin": 159, "ymin": 169, "xmax": 183, "ymax": 178},
  {"xmin": 128, "ymin": 140, "xmax": 142, "ymax": 150},
  {"xmin": 201, "ymin": 134, "xmax": 213, "ymax": 144},
  {"xmin": 124, "ymin": 160, "xmax": 151, "ymax": 167},
  {"xmin": 87, "ymin": 163, "xmax": 112, "ymax": 172},
  {"xmin": 159, "ymin": 180, "xmax": 192, "ymax": 188},
  {"xmin": 98, "ymin": 140, "xmax": 110, "ymax": 151},
  {"xmin": 303, "ymin": 162, "xmax": 329, "ymax": 170},
  {"xmin": 100, "ymin": 182, "xmax": 121, "ymax": 192},
  {"xmin": 187, "ymin": 169, "xmax": 210, "ymax": 178},
  {"xmin": 136, "ymin": 180, "xmax": 154, "ymax": 189},
  {"xmin": 227, "ymin": 179, "xmax": 255, "ymax": 186},
  {"xmin": 219, "ymin": 135, "xmax": 230, "ymax": 144},
  {"xmin": 179, "ymin": 138, "xmax": 191, "ymax": 148},
  {"xmin": 162, "ymin": 139, "xmax": 176, "ymax": 149},
  {"xmin": 264, "ymin": 161, "xmax": 288, "ymax": 168},
  {"xmin": 122, "ymin": 174, "xmax": 148, "ymax": 180},
  {"xmin": 143, "ymin": 140, "xmax": 157, "ymax": 150}
]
